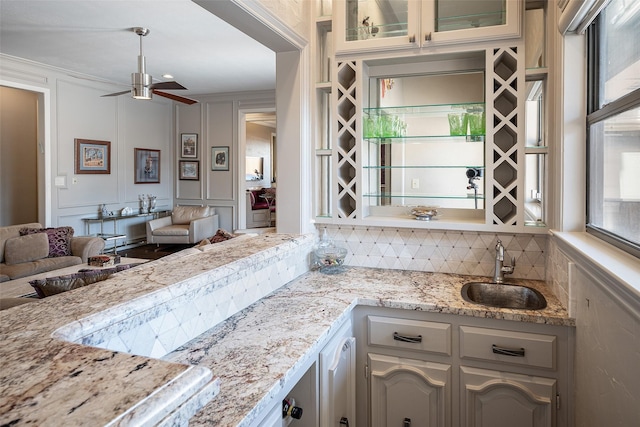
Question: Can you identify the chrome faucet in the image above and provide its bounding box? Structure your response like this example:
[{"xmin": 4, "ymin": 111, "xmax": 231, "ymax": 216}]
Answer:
[{"xmin": 493, "ymin": 239, "xmax": 515, "ymax": 284}]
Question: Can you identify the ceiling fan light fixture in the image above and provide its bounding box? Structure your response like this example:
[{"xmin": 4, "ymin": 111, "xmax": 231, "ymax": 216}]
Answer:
[{"xmin": 131, "ymin": 72, "xmax": 152, "ymax": 100}]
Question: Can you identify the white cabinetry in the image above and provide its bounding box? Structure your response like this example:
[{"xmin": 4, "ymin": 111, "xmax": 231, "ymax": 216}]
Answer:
[
  {"xmin": 334, "ymin": 0, "xmax": 521, "ymax": 53},
  {"xmin": 369, "ymin": 353, "xmax": 451, "ymax": 427},
  {"xmin": 460, "ymin": 366, "xmax": 556, "ymax": 427},
  {"xmin": 353, "ymin": 307, "xmax": 572, "ymax": 427},
  {"xmin": 320, "ymin": 320, "xmax": 356, "ymax": 427}
]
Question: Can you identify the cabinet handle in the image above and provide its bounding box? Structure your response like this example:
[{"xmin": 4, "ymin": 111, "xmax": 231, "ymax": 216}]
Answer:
[
  {"xmin": 340, "ymin": 417, "xmax": 349, "ymax": 426},
  {"xmin": 403, "ymin": 418, "xmax": 412, "ymax": 427},
  {"xmin": 492, "ymin": 344, "xmax": 525, "ymax": 357},
  {"xmin": 393, "ymin": 332, "xmax": 422, "ymax": 343},
  {"xmin": 425, "ymin": 32, "xmax": 432, "ymax": 42},
  {"xmin": 409, "ymin": 34, "xmax": 416, "ymax": 43}
]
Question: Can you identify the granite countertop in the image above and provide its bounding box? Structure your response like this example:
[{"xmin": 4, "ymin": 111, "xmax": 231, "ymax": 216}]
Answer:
[
  {"xmin": 0, "ymin": 233, "xmax": 305, "ymax": 426},
  {"xmin": 0, "ymin": 233, "xmax": 572, "ymax": 426},
  {"xmin": 166, "ymin": 266, "xmax": 573, "ymax": 426}
]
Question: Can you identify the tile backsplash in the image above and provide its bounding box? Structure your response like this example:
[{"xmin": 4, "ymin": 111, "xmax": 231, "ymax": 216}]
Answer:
[{"xmin": 318, "ymin": 225, "xmax": 547, "ymax": 281}]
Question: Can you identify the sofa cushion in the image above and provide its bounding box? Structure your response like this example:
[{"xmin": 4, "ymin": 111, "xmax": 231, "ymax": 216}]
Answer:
[
  {"xmin": 0, "ymin": 256, "xmax": 82, "ymax": 281},
  {"xmin": 20, "ymin": 226, "xmax": 74, "ymax": 257},
  {"xmin": 171, "ymin": 206, "xmax": 210, "ymax": 225},
  {"xmin": 4, "ymin": 233, "xmax": 49, "ymax": 265},
  {"xmin": 0, "ymin": 222, "xmax": 41, "ymax": 263},
  {"xmin": 153, "ymin": 224, "xmax": 190, "ymax": 236}
]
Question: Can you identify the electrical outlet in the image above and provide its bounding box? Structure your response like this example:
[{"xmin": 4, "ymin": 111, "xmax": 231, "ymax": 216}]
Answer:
[{"xmin": 411, "ymin": 178, "xmax": 419, "ymax": 189}]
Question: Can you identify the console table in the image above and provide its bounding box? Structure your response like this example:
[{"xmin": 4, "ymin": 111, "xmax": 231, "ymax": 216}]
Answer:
[{"xmin": 82, "ymin": 210, "xmax": 171, "ymax": 249}]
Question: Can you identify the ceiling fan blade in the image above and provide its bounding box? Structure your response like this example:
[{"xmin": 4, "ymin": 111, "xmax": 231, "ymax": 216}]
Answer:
[
  {"xmin": 153, "ymin": 90, "xmax": 198, "ymax": 105},
  {"xmin": 101, "ymin": 90, "xmax": 131, "ymax": 97},
  {"xmin": 150, "ymin": 81, "xmax": 187, "ymax": 90}
]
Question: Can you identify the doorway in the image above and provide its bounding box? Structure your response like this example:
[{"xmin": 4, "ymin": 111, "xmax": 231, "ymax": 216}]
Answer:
[
  {"xmin": 238, "ymin": 110, "xmax": 276, "ymax": 230},
  {"xmin": 0, "ymin": 85, "xmax": 43, "ymax": 226}
]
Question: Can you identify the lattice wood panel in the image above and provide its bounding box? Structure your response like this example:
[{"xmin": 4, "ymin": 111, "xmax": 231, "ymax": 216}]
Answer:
[
  {"xmin": 335, "ymin": 60, "xmax": 358, "ymax": 219},
  {"xmin": 490, "ymin": 47, "xmax": 520, "ymax": 225}
]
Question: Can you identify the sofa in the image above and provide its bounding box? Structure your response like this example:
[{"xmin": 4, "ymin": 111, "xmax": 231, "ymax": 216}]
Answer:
[
  {"xmin": 0, "ymin": 223, "xmax": 105, "ymax": 283},
  {"xmin": 146, "ymin": 206, "xmax": 219, "ymax": 245}
]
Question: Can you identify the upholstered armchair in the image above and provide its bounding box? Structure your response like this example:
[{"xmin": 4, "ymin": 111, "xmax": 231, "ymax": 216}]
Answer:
[{"xmin": 146, "ymin": 206, "xmax": 219, "ymax": 245}]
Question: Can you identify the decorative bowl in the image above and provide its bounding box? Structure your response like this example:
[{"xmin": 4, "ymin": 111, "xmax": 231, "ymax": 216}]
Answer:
[
  {"xmin": 410, "ymin": 206, "xmax": 438, "ymax": 221},
  {"xmin": 314, "ymin": 246, "xmax": 347, "ymax": 274}
]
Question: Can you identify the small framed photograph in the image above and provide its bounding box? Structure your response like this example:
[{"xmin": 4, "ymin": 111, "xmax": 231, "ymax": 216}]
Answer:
[
  {"xmin": 179, "ymin": 160, "xmax": 199, "ymax": 180},
  {"xmin": 181, "ymin": 133, "xmax": 198, "ymax": 158},
  {"xmin": 211, "ymin": 146, "xmax": 229, "ymax": 171},
  {"xmin": 134, "ymin": 148, "xmax": 161, "ymax": 184},
  {"xmin": 75, "ymin": 139, "xmax": 110, "ymax": 174}
]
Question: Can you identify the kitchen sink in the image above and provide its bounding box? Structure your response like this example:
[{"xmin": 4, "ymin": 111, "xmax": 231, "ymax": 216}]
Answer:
[{"xmin": 461, "ymin": 282, "xmax": 547, "ymax": 310}]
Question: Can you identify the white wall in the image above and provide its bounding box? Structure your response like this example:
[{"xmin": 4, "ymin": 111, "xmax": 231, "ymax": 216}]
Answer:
[
  {"xmin": 175, "ymin": 91, "xmax": 276, "ymax": 232},
  {"xmin": 1, "ymin": 55, "xmax": 174, "ymax": 241}
]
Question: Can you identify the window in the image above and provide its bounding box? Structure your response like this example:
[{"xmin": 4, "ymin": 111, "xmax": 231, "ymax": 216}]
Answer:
[{"xmin": 587, "ymin": 0, "xmax": 640, "ymax": 257}]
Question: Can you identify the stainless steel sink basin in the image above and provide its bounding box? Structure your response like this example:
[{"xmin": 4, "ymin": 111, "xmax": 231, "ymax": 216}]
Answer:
[{"xmin": 461, "ymin": 282, "xmax": 547, "ymax": 310}]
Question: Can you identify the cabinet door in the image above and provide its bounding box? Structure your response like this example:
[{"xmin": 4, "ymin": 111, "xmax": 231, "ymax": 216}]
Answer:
[
  {"xmin": 421, "ymin": 0, "xmax": 521, "ymax": 46},
  {"xmin": 460, "ymin": 366, "xmax": 556, "ymax": 427},
  {"xmin": 369, "ymin": 353, "xmax": 451, "ymax": 427},
  {"xmin": 334, "ymin": 0, "xmax": 420, "ymax": 53},
  {"xmin": 320, "ymin": 320, "xmax": 356, "ymax": 427}
]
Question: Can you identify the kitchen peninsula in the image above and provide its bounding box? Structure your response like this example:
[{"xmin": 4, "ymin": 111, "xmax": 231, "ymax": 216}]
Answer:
[{"xmin": 0, "ymin": 234, "xmax": 572, "ymax": 426}]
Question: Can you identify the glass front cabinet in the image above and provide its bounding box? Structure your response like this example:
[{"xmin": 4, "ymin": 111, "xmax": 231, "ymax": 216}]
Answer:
[
  {"xmin": 313, "ymin": 0, "xmax": 552, "ymax": 231},
  {"xmin": 333, "ymin": 0, "xmax": 521, "ymax": 53}
]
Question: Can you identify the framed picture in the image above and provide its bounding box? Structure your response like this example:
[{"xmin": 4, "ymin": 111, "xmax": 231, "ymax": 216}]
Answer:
[
  {"xmin": 179, "ymin": 160, "xmax": 199, "ymax": 180},
  {"xmin": 134, "ymin": 148, "xmax": 161, "ymax": 184},
  {"xmin": 180, "ymin": 133, "xmax": 198, "ymax": 158},
  {"xmin": 211, "ymin": 146, "xmax": 229, "ymax": 171},
  {"xmin": 75, "ymin": 139, "xmax": 110, "ymax": 174}
]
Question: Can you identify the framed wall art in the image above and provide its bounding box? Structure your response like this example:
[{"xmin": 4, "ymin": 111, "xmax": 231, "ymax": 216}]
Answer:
[
  {"xmin": 179, "ymin": 160, "xmax": 199, "ymax": 180},
  {"xmin": 181, "ymin": 133, "xmax": 198, "ymax": 158},
  {"xmin": 134, "ymin": 148, "xmax": 161, "ymax": 184},
  {"xmin": 211, "ymin": 146, "xmax": 229, "ymax": 171},
  {"xmin": 75, "ymin": 139, "xmax": 111, "ymax": 174}
]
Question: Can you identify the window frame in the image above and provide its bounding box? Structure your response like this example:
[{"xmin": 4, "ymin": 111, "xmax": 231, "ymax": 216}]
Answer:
[{"xmin": 585, "ymin": 14, "xmax": 640, "ymax": 259}]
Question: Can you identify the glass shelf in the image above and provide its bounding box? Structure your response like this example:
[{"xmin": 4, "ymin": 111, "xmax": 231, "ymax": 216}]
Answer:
[
  {"xmin": 346, "ymin": 22, "xmax": 409, "ymax": 41},
  {"xmin": 363, "ymin": 102, "xmax": 484, "ymax": 117},
  {"xmin": 436, "ymin": 10, "xmax": 506, "ymax": 32},
  {"xmin": 363, "ymin": 192, "xmax": 485, "ymax": 200},
  {"xmin": 365, "ymin": 135, "xmax": 485, "ymax": 143},
  {"xmin": 364, "ymin": 165, "xmax": 485, "ymax": 170}
]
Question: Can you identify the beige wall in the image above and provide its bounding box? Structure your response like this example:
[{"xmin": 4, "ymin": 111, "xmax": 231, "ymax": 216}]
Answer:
[{"xmin": 0, "ymin": 86, "xmax": 38, "ymax": 226}]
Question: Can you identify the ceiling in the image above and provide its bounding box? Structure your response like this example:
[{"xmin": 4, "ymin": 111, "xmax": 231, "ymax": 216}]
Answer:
[{"xmin": 0, "ymin": 0, "xmax": 277, "ymax": 97}]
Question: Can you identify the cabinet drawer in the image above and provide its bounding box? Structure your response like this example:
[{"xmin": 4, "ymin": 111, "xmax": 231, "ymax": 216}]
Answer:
[
  {"xmin": 460, "ymin": 326, "xmax": 556, "ymax": 369},
  {"xmin": 368, "ymin": 316, "xmax": 451, "ymax": 356}
]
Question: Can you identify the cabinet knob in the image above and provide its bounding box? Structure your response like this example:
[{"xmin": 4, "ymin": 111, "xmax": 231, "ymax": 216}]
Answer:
[
  {"xmin": 403, "ymin": 418, "xmax": 412, "ymax": 427},
  {"xmin": 340, "ymin": 417, "xmax": 349, "ymax": 426}
]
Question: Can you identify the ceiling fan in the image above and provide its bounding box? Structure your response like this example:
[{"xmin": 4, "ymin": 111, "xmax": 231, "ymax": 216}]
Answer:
[{"xmin": 102, "ymin": 27, "xmax": 197, "ymax": 105}]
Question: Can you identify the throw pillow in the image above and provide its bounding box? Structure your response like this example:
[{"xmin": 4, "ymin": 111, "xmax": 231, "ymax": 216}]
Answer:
[
  {"xmin": 20, "ymin": 226, "xmax": 74, "ymax": 257},
  {"xmin": 4, "ymin": 233, "xmax": 49, "ymax": 265},
  {"xmin": 30, "ymin": 274, "xmax": 87, "ymax": 298},
  {"xmin": 209, "ymin": 228, "xmax": 236, "ymax": 244}
]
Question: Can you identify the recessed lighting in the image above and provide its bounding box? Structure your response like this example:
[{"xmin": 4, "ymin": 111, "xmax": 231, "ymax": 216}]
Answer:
[{"xmin": 162, "ymin": 73, "xmax": 174, "ymax": 79}]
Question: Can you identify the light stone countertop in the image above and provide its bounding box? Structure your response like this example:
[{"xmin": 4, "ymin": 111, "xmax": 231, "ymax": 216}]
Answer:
[
  {"xmin": 166, "ymin": 266, "xmax": 573, "ymax": 426},
  {"xmin": 0, "ymin": 233, "xmax": 572, "ymax": 426},
  {"xmin": 0, "ymin": 233, "xmax": 306, "ymax": 426}
]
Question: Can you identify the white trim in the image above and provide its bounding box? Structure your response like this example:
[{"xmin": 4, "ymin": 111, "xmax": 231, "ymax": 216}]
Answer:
[{"xmin": 551, "ymin": 230, "xmax": 640, "ymax": 317}]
